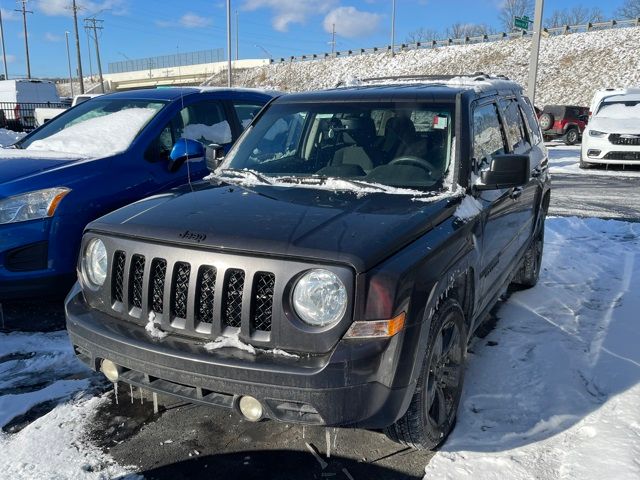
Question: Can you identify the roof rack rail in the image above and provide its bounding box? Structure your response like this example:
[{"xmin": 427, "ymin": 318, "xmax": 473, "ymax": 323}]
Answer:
[{"xmin": 358, "ymin": 73, "xmax": 510, "ymax": 83}]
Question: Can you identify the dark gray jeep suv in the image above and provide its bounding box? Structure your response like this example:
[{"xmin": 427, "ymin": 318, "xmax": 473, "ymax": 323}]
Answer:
[{"xmin": 66, "ymin": 75, "xmax": 550, "ymax": 449}]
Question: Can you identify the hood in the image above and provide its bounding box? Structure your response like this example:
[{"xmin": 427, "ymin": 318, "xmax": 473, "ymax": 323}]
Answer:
[
  {"xmin": 0, "ymin": 149, "xmax": 86, "ymax": 186},
  {"xmin": 88, "ymin": 182, "xmax": 458, "ymax": 272},
  {"xmin": 589, "ymin": 116, "xmax": 640, "ymax": 134}
]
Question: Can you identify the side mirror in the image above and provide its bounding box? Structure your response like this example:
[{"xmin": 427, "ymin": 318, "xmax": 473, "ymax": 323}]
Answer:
[
  {"xmin": 206, "ymin": 143, "xmax": 225, "ymax": 172},
  {"xmin": 475, "ymin": 154, "xmax": 530, "ymax": 191},
  {"xmin": 168, "ymin": 138, "xmax": 205, "ymax": 173}
]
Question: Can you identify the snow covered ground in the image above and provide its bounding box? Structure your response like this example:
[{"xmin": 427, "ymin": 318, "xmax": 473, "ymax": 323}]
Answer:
[
  {"xmin": 237, "ymin": 27, "xmax": 640, "ymax": 107},
  {"xmin": 0, "ymin": 217, "xmax": 638, "ymax": 479},
  {"xmin": 424, "ymin": 216, "xmax": 640, "ymax": 480}
]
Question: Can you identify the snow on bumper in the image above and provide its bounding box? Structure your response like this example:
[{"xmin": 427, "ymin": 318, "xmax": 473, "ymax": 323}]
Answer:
[{"xmin": 65, "ymin": 285, "xmax": 415, "ymax": 428}]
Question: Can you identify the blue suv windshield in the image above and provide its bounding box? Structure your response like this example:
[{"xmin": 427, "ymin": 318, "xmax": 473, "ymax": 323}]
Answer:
[
  {"xmin": 17, "ymin": 98, "xmax": 167, "ymax": 156},
  {"xmin": 222, "ymin": 102, "xmax": 455, "ymax": 190}
]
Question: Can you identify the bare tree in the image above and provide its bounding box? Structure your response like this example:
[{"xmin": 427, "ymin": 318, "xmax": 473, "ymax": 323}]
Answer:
[
  {"xmin": 405, "ymin": 27, "xmax": 440, "ymax": 44},
  {"xmin": 499, "ymin": 0, "xmax": 534, "ymax": 31},
  {"xmin": 446, "ymin": 23, "xmax": 495, "ymax": 39},
  {"xmin": 546, "ymin": 6, "xmax": 605, "ymax": 27},
  {"xmin": 616, "ymin": 0, "xmax": 640, "ymax": 19}
]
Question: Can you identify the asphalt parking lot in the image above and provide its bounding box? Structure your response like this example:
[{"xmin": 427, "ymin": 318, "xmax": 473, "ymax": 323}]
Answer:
[{"xmin": 2, "ymin": 154, "xmax": 639, "ymax": 480}]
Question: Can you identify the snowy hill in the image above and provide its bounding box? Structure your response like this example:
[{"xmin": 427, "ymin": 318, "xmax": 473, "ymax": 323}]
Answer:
[{"xmin": 237, "ymin": 27, "xmax": 640, "ymax": 107}]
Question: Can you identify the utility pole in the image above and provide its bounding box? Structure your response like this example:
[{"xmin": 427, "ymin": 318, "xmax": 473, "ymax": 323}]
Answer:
[
  {"xmin": 391, "ymin": 0, "xmax": 396, "ymax": 56},
  {"xmin": 16, "ymin": 0, "xmax": 33, "ymax": 78},
  {"xmin": 527, "ymin": 0, "xmax": 545, "ymax": 104},
  {"xmin": 226, "ymin": 0, "xmax": 231, "ymax": 87},
  {"xmin": 71, "ymin": 0, "xmax": 85, "ymax": 93},
  {"xmin": 0, "ymin": 8, "xmax": 8, "ymax": 79},
  {"xmin": 86, "ymin": 29, "xmax": 94, "ymax": 80},
  {"xmin": 65, "ymin": 31, "xmax": 74, "ymax": 97},
  {"xmin": 84, "ymin": 17, "xmax": 105, "ymax": 93},
  {"xmin": 329, "ymin": 23, "xmax": 336, "ymax": 55}
]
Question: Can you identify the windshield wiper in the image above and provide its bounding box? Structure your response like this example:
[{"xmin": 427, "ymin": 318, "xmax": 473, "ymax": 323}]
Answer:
[
  {"xmin": 216, "ymin": 168, "xmax": 273, "ymax": 185},
  {"xmin": 275, "ymin": 175, "xmax": 389, "ymax": 192}
]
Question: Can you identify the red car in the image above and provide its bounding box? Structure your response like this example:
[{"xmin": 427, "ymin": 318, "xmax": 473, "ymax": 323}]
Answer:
[{"xmin": 537, "ymin": 105, "xmax": 589, "ymax": 145}]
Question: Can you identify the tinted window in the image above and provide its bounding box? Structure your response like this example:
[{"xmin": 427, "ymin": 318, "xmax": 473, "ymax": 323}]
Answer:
[
  {"xmin": 233, "ymin": 101, "xmax": 267, "ymax": 128},
  {"xmin": 499, "ymin": 99, "xmax": 529, "ymax": 151},
  {"xmin": 473, "ymin": 103, "xmax": 506, "ymax": 168}
]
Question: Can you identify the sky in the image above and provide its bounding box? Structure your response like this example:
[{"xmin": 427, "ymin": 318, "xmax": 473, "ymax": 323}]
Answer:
[{"xmin": 0, "ymin": 0, "xmax": 624, "ymax": 79}]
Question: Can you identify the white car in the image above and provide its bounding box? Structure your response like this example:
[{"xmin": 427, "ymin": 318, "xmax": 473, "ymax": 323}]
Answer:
[{"xmin": 581, "ymin": 93, "xmax": 640, "ymax": 168}]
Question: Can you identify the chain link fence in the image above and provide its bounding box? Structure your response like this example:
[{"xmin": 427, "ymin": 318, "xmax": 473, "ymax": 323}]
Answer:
[{"xmin": 108, "ymin": 49, "xmax": 225, "ymax": 74}]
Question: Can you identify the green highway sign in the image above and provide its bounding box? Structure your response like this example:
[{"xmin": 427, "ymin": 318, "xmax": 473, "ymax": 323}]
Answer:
[{"xmin": 514, "ymin": 15, "xmax": 532, "ymax": 30}]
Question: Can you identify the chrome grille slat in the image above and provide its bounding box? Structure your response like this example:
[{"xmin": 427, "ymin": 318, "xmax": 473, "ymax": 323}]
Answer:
[{"xmin": 609, "ymin": 134, "xmax": 640, "ymax": 146}]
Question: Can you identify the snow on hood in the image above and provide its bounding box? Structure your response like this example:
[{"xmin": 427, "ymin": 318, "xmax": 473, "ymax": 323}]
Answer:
[
  {"xmin": 25, "ymin": 107, "xmax": 158, "ymax": 158},
  {"xmin": 0, "ymin": 128, "xmax": 26, "ymax": 147}
]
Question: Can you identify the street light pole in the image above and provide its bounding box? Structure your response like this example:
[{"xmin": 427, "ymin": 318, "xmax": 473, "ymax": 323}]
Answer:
[
  {"xmin": 527, "ymin": 0, "xmax": 545, "ymax": 105},
  {"xmin": 391, "ymin": 0, "xmax": 396, "ymax": 56},
  {"xmin": 65, "ymin": 31, "xmax": 74, "ymax": 97},
  {"xmin": 226, "ymin": 0, "xmax": 232, "ymax": 87},
  {"xmin": 0, "ymin": 9, "xmax": 8, "ymax": 79}
]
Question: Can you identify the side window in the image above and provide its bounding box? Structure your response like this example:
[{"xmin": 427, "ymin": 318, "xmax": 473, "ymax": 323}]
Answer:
[
  {"xmin": 251, "ymin": 112, "xmax": 306, "ymax": 158},
  {"xmin": 521, "ymin": 97, "xmax": 543, "ymax": 145},
  {"xmin": 499, "ymin": 99, "xmax": 530, "ymax": 151},
  {"xmin": 179, "ymin": 100, "xmax": 231, "ymax": 145},
  {"xmin": 473, "ymin": 103, "xmax": 507, "ymax": 170},
  {"xmin": 233, "ymin": 101, "xmax": 266, "ymax": 128}
]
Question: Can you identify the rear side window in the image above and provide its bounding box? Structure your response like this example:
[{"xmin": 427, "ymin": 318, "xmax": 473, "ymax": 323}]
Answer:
[
  {"xmin": 473, "ymin": 103, "xmax": 506, "ymax": 168},
  {"xmin": 521, "ymin": 97, "xmax": 543, "ymax": 144},
  {"xmin": 499, "ymin": 99, "xmax": 530, "ymax": 151}
]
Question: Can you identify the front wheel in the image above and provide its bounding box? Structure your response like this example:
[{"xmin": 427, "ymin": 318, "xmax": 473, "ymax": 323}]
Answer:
[
  {"xmin": 565, "ymin": 128, "xmax": 579, "ymax": 145},
  {"xmin": 385, "ymin": 298, "xmax": 467, "ymax": 450},
  {"xmin": 579, "ymin": 157, "xmax": 593, "ymax": 169}
]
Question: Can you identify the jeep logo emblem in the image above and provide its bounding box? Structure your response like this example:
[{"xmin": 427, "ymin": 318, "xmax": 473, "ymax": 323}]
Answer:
[{"xmin": 178, "ymin": 230, "xmax": 207, "ymax": 243}]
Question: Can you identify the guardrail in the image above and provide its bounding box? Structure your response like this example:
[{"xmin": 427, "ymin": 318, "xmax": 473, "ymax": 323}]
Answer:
[
  {"xmin": 0, "ymin": 102, "xmax": 68, "ymax": 132},
  {"xmin": 272, "ymin": 17, "xmax": 640, "ymax": 64}
]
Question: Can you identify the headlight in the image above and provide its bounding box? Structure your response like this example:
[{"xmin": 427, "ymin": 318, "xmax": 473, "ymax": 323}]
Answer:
[
  {"xmin": 589, "ymin": 130, "xmax": 606, "ymax": 137},
  {"xmin": 292, "ymin": 269, "xmax": 348, "ymax": 327},
  {"xmin": 0, "ymin": 187, "xmax": 70, "ymax": 225},
  {"xmin": 83, "ymin": 238, "xmax": 108, "ymax": 288}
]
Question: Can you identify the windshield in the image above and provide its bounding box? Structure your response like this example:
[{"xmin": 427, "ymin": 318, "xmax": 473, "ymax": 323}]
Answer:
[
  {"xmin": 17, "ymin": 98, "xmax": 167, "ymax": 157},
  {"xmin": 596, "ymin": 100, "xmax": 640, "ymax": 119},
  {"xmin": 221, "ymin": 101, "xmax": 455, "ymax": 191}
]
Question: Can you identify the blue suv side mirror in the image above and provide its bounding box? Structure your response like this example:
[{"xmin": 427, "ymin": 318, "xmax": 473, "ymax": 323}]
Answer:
[{"xmin": 168, "ymin": 138, "xmax": 205, "ymax": 173}]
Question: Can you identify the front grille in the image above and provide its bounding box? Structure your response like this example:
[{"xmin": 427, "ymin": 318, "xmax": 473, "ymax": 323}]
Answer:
[
  {"xmin": 112, "ymin": 251, "xmax": 126, "ymax": 303},
  {"xmin": 222, "ymin": 269, "xmax": 245, "ymax": 328},
  {"xmin": 604, "ymin": 151, "xmax": 640, "ymax": 161},
  {"xmin": 252, "ymin": 272, "xmax": 275, "ymax": 332},
  {"xmin": 129, "ymin": 255, "xmax": 145, "ymax": 309},
  {"xmin": 171, "ymin": 262, "xmax": 191, "ymax": 319},
  {"xmin": 109, "ymin": 253, "xmax": 275, "ymax": 338},
  {"xmin": 609, "ymin": 134, "xmax": 640, "ymax": 146}
]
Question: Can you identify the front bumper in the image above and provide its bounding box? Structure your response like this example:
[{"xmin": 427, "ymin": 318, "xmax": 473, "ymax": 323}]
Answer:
[
  {"xmin": 581, "ymin": 136, "xmax": 640, "ymax": 165},
  {"xmin": 66, "ymin": 286, "xmax": 416, "ymax": 428}
]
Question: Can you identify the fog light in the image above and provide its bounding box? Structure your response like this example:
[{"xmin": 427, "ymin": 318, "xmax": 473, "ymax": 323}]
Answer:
[
  {"xmin": 587, "ymin": 149, "xmax": 601, "ymax": 158},
  {"xmin": 239, "ymin": 396, "xmax": 264, "ymax": 422},
  {"xmin": 100, "ymin": 359, "xmax": 120, "ymax": 383}
]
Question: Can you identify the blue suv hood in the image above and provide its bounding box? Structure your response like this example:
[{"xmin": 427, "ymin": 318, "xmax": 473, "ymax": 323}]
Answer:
[{"xmin": 0, "ymin": 153, "xmax": 80, "ymax": 186}]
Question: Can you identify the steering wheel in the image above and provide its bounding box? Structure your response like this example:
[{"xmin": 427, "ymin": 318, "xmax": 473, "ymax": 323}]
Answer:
[{"xmin": 389, "ymin": 156, "xmax": 439, "ymax": 177}]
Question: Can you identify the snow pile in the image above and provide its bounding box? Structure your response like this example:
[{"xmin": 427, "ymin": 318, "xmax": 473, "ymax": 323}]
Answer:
[
  {"xmin": 0, "ymin": 128, "xmax": 26, "ymax": 147},
  {"xmin": 237, "ymin": 27, "xmax": 640, "ymax": 106},
  {"xmin": 424, "ymin": 216, "xmax": 640, "ymax": 480},
  {"xmin": 182, "ymin": 121, "xmax": 232, "ymax": 145},
  {"xmin": 454, "ymin": 195, "xmax": 483, "ymax": 221},
  {"xmin": 145, "ymin": 312, "xmax": 168, "ymax": 340},
  {"xmin": 27, "ymin": 107, "xmax": 158, "ymax": 158}
]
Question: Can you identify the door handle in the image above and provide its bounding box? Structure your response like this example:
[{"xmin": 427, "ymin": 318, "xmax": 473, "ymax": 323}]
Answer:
[{"xmin": 510, "ymin": 187, "xmax": 523, "ymax": 200}]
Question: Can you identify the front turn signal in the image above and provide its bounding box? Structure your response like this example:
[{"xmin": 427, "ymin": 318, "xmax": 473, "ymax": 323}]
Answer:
[{"xmin": 344, "ymin": 312, "xmax": 406, "ymax": 339}]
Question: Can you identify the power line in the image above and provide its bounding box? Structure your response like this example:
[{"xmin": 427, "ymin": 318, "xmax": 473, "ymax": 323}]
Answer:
[
  {"xmin": 84, "ymin": 16, "xmax": 105, "ymax": 92},
  {"xmin": 15, "ymin": 0, "xmax": 33, "ymax": 78}
]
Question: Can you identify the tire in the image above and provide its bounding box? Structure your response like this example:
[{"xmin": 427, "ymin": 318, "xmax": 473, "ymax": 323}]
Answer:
[
  {"xmin": 513, "ymin": 215, "xmax": 545, "ymax": 288},
  {"xmin": 385, "ymin": 298, "xmax": 467, "ymax": 450},
  {"xmin": 539, "ymin": 113, "xmax": 554, "ymax": 131},
  {"xmin": 579, "ymin": 157, "xmax": 593, "ymax": 169},
  {"xmin": 564, "ymin": 128, "xmax": 579, "ymax": 146}
]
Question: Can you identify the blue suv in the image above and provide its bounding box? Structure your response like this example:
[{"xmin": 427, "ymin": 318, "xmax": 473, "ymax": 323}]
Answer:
[{"xmin": 0, "ymin": 87, "xmax": 276, "ymax": 300}]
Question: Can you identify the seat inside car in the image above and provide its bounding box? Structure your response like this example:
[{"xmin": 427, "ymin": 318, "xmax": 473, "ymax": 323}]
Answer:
[{"xmin": 331, "ymin": 116, "xmax": 377, "ymax": 173}]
